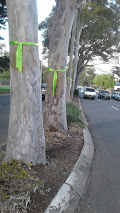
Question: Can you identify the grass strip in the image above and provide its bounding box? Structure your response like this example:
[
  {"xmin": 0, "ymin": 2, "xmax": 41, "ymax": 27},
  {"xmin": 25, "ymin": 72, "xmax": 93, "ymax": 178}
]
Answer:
[{"xmin": 0, "ymin": 88, "xmax": 10, "ymax": 93}]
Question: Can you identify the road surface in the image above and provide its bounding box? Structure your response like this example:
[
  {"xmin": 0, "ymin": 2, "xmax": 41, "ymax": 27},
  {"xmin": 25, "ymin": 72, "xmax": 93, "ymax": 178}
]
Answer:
[
  {"xmin": 0, "ymin": 95, "xmax": 10, "ymax": 145},
  {"xmin": 77, "ymin": 97, "xmax": 120, "ymax": 213}
]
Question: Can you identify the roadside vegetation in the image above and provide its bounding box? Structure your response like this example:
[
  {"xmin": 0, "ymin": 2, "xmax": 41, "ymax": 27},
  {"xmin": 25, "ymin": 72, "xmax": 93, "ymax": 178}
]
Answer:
[{"xmin": 66, "ymin": 102, "xmax": 84, "ymax": 127}]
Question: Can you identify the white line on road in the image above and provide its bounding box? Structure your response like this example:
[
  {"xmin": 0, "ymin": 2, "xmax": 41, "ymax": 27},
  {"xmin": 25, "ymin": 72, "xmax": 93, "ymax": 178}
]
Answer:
[
  {"xmin": 98, "ymin": 99, "xmax": 101, "ymax": 101},
  {"xmin": 111, "ymin": 106, "xmax": 119, "ymax": 111}
]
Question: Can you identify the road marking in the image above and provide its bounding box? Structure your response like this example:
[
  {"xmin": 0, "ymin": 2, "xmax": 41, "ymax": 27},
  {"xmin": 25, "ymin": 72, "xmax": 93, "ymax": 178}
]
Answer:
[
  {"xmin": 98, "ymin": 99, "xmax": 101, "ymax": 101},
  {"xmin": 111, "ymin": 106, "xmax": 119, "ymax": 111}
]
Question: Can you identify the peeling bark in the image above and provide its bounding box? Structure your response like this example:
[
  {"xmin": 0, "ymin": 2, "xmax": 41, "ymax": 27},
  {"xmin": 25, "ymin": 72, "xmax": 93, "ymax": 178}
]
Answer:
[
  {"xmin": 43, "ymin": 0, "xmax": 84, "ymax": 131},
  {"xmin": 5, "ymin": 0, "xmax": 46, "ymax": 164}
]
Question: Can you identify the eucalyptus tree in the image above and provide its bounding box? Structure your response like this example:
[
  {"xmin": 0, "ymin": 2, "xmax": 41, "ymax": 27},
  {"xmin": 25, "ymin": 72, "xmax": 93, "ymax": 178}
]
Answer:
[
  {"xmin": 5, "ymin": 0, "xmax": 46, "ymax": 164},
  {"xmin": 66, "ymin": 13, "xmax": 77, "ymax": 102},
  {"xmin": 70, "ymin": 7, "xmax": 83, "ymax": 100},
  {"xmin": 74, "ymin": 0, "xmax": 120, "ymax": 88},
  {"xmin": 43, "ymin": 0, "xmax": 85, "ymax": 131}
]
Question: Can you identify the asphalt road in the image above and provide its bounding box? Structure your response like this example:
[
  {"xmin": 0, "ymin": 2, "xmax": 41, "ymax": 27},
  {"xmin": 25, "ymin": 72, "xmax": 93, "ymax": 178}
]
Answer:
[
  {"xmin": 77, "ymin": 97, "xmax": 120, "ymax": 213},
  {"xmin": 0, "ymin": 95, "xmax": 10, "ymax": 145}
]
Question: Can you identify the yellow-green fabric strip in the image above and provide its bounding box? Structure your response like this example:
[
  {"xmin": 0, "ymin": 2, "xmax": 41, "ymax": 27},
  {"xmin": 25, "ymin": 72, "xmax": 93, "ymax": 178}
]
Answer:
[
  {"xmin": 9, "ymin": 41, "xmax": 38, "ymax": 72},
  {"xmin": 68, "ymin": 78, "xmax": 74, "ymax": 82},
  {"xmin": 48, "ymin": 68, "xmax": 66, "ymax": 96}
]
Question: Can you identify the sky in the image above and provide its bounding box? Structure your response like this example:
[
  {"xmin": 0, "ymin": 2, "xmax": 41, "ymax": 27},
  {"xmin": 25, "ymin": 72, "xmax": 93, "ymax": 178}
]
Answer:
[
  {"xmin": 0, "ymin": 0, "xmax": 56, "ymax": 65},
  {"xmin": 0, "ymin": 0, "xmax": 119, "ymax": 74}
]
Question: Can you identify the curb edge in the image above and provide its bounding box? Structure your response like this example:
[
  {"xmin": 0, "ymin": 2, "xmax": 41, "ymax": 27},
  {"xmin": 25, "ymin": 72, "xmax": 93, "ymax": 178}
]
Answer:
[{"xmin": 44, "ymin": 98, "xmax": 94, "ymax": 213}]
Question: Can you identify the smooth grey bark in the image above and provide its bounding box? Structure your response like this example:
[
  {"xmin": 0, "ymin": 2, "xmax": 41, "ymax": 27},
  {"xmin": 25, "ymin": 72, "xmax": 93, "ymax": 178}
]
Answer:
[
  {"xmin": 71, "ymin": 7, "xmax": 83, "ymax": 100},
  {"xmin": 75, "ymin": 43, "xmax": 93, "ymax": 89},
  {"xmin": 43, "ymin": 0, "xmax": 84, "ymax": 131},
  {"xmin": 75, "ymin": 63, "xmax": 84, "ymax": 89},
  {"xmin": 66, "ymin": 13, "xmax": 77, "ymax": 103},
  {"xmin": 5, "ymin": 0, "xmax": 46, "ymax": 164}
]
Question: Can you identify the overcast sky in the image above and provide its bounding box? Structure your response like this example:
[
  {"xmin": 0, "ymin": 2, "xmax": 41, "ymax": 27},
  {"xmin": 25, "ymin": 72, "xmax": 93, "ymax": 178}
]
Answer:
[
  {"xmin": 0, "ymin": 0, "xmax": 119, "ymax": 72},
  {"xmin": 0, "ymin": 0, "xmax": 56, "ymax": 65}
]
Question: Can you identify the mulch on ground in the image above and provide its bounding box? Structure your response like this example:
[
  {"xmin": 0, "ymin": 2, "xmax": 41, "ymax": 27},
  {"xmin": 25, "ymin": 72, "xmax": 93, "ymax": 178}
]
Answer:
[{"xmin": 0, "ymin": 96, "xmax": 84, "ymax": 213}]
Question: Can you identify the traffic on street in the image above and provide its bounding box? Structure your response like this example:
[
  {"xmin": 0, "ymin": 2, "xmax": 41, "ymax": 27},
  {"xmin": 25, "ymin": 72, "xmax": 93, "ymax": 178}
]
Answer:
[{"xmin": 77, "ymin": 92, "xmax": 120, "ymax": 213}]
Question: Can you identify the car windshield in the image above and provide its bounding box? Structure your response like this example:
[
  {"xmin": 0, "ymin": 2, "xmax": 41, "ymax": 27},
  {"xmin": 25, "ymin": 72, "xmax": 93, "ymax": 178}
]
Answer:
[
  {"xmin": 100, "ymin": 90, "xmax": 109, "ymax": 94},
  {"xmin": 86, "ymin": 88, "xmax": 95, "ymax": 92}
]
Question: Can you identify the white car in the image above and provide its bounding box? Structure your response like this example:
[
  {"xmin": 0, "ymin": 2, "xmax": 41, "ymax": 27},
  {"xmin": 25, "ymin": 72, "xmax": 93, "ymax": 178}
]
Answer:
[{"xmin": 83, "ymin": 87, "xmax": 96, "ymax": 100}]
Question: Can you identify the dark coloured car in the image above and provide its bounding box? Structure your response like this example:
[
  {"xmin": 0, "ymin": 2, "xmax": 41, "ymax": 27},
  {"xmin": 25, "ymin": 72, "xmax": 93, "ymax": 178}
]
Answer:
[
  {"xmin": 41, "ymin": 84, "xmax": 46, "ymax": 100},
  {"xmin": 114, "ymin": 92, "xmax": 120, "ymax": 101},
  {"xmin": 98, "ymin": 90, "xmax": 110, "ymax": 100},
  {"xmin": 111, "ymin": 92, "xmax": 119, "ymax": 99}
]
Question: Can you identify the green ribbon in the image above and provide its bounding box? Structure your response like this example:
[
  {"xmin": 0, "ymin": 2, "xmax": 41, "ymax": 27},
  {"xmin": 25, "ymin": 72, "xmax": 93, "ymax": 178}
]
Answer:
[
  {"xmin": 48, "ymin": 68, "xmax": 66, "ymax": 96},
  {"xmin": 68, "ymin": 78, "xmax": 74, "ymax": 82},
  {"xmin": 9, "ymin": 41, "xmax": 38, "ymax": 72}
]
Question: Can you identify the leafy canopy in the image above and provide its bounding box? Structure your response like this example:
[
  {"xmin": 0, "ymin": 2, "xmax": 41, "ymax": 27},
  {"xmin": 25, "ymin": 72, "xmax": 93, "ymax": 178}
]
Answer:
[
  {"xmin": 93, "ymin": 73, "xmax": 115, "ymax": 89},
  {"xmin": 79, "ymin": 67, "xmax": 96, "ymax": 87},
  {"xmin": 0, "ymin": 0, "xmax": 7, "ymax": 40}
]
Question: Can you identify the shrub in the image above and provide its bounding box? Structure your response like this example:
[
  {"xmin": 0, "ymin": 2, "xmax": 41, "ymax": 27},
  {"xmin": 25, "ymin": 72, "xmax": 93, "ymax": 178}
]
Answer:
[
  {"xmin": 74, "ymin": 89, "xmax": 79, "ymax": 96},
  {"xmin": 66, "ymin": 102, "xmax": 84, "ymax": 126}
]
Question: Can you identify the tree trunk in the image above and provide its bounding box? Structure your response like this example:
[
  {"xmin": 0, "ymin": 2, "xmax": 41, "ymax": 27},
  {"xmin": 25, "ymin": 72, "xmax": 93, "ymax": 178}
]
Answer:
[
  {"xmin": 5, "ymin": 0, "xmax": 46, "ymax": 164},
  {"xmin": 66, "ymin": 14, "xmax": 77, "ymax": 103},
  {"xmin": 71, "ymin": 8, "xmax": 83, "ymax": 100},
  {"xmin": 43, "ymin": 0, "xmax": 84, "ymax": 131},
  {"xmin": 75, "ymin": 62, "xmax": 84, "ymax": 88}
]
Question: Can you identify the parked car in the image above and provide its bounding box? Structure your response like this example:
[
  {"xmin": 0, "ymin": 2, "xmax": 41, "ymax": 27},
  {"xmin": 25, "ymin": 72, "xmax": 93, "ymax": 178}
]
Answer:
[
  {"xmin": 95, "ymin": 89, "xmax": 100, "ymax": 94},
  {"xmin": 114, "ymin": 92, "xmax": 120, "ymax": 101},
  {"xmin": 41, "ymin": 83, "xmax": 46, "ymax": 100},
  {"xmin": 80, "ymin": 88, "xmax": 85, "ymax": 93},
  {"xmin": 98, "ymin": 90, "xmax": 110, "ymax": 100},
  {"xmin": 111, "ymin": 92, "xmax": 118, "ymax": 99},
  {"xmin": 83, "ymin": 87, "xmax": 96, "ymax": 100}
]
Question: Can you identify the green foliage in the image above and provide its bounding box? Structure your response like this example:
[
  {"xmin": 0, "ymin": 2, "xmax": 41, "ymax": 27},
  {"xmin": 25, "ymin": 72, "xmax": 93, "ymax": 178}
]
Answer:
[
  {"xmin": 74, "ymin": 89, "xmax": 79, "ymax": 96},
  {"xmin": 0, "ymin": 56, "xmax": 10, "ymax": 72},
  {"xmin": 93, "ymin": 74, "xmax": 115, "ymax": 89},
  {"xmin": 78, "ymin": 0, "xmax": 120, "ymax": 71},
  {"xmin": 0, "ymin": 160, "xmax": 28, "ymax": 180},
  {"xmin": 66, "ymin": 102, "xmax": 83, "ymax": 126},
  {"xmin": 0, "ymin": 88, "xmax": 10, "ymax": 93},
  {"xmin": 112, "ymin": 66, "xmax": 120, "ymax": 78},
  {"xmin": 0, "ymin": 0, "xmax": 7, "ymax": 33},
  {"xmin": 0, "ymin": 160, "xmax": 44, "ymax": 203},
  {"xmin": 79, "ymin": 67, "xmax": 96, "ymax": 86},
  {"xmin": 0, "ymin": 70, "xmax": 10, "ymax": 79}
]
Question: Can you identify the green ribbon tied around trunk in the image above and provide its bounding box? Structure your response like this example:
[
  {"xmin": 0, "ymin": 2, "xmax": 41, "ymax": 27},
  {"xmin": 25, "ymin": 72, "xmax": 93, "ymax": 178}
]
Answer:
[
  {"xmin": 48, "ymin": 68, "xmax": 66, "ymax": 96},
  {"xmin": 9, "ymin": 41, "xmax": 38, "ymax": 72},
  {"xmin": 68, "ymin": 78, "xmax": 74, "ymax": 82}
]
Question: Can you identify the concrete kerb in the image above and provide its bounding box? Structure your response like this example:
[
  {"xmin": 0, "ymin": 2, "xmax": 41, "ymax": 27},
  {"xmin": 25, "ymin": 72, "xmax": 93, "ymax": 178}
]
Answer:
[{"xmin": 44, "ymin": 98, "xmax": 94, "ymax": 213}]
